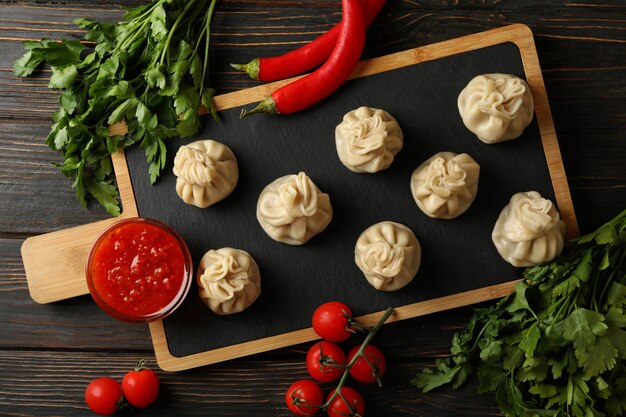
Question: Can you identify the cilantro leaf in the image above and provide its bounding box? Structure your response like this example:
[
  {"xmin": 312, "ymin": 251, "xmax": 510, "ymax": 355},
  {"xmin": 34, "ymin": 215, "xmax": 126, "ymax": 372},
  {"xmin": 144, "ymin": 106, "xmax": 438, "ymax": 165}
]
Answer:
[
  {"xmin": 503, "ymin": 346, "xmax": 524, "ymax": 372},
  {"xmin": 477, "ymin": 363, "xmax": 508, "ymax": 393},
  {"xmin": 518, "ymin": 325, "xmax": 540, "ymax": 357},
  {"xmin": 411, "ymin": 359, "xmax": 471, "ymax": 392},
  {"xmin": 479, "ymin": 339, "xmax": 503, "ymax": 362},
  {"xmin": 606, "ymin": 308, "xmax": 626, "ymax": 328},
  {"xmin": 59, "ymin": 89, "xmax": 79, "ymax": 115},
  {"xmin": 413, "ymin": 210, "xmax": 626, "ymax": 417},
  {"xmin": 14, "ymin": 0, "xmax": 220, "ymax": 215},
  {"xmin": 578, "ymin": 335, "xmax": 618, "ymax": 377},
  {"xmin": 606, "ymin": 325, "xmax": 626, "ymax": 358},
  {"xmin": 84, "ymin": 177, "xmax": 120, "ymax": 217},
  {"xmin": 506, "ymin": 280, "xmax": 534, "ymax": 314},
  {"xmin": 38, "ymin": 39, "xmax": 84, "ymax": 67},
  {"xmin": 607, "ymin": 281, "xmax": 626, "ymax": 309},
  {"xmin": 528, "ymin": 383, "xmax": 557, "ymax": 399},
  {"xmin": 49, "ymin": 65, "xmax": 79, "ymax": 89},
  {"xmin": 13, "ymin": 51, "xmax": 43, "ymax": 77},
  {"xmin": 107, "ymin": 98, "xmax": 139, "ymax": 125},
  {"xmin": 145, "ymin": 65, "xmax": 166, "ymax": 89},
  {"xmin": 518, "ymin": 356, "xmax": 549, "ymax": 382},
  {"xmin": 553, "ymin": 308, "xmax": 608, "ymax": 353}
]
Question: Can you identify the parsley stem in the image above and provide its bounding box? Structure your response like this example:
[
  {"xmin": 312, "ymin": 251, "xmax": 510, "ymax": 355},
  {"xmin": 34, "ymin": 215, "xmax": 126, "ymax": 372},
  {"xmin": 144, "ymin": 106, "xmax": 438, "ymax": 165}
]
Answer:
[
  {"xmin": 115, "ymin": 1, "xmax": 162, "ymax": 53},
  {"xmin": 125, "ymin": 1, "xmax": 161, "ymax": 27},
  {"xmin": 160, "ymin": 0, "xmax": 199, "ymax": 66},
  {"xmin": 119, "ymin": 18, "xmax": 151, "ymax": 52},
  {"xmin": 202, "ymin": 0, "xmax": 217, "ymax": 94},
  {"xmin": 186, "ymin": 0, "xmax": 206, "ymax": 39},
  {"xmin": 598, "ymin": 248, "xmax": 625, "ymax": 306}
]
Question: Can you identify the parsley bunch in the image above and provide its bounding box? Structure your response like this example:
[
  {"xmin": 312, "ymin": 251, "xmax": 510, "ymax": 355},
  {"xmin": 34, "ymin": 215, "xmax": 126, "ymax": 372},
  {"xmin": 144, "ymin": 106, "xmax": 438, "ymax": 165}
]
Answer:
[
  {"xmin": 14, "ymin": 0, "xmax": 219, "ymax": 216},
  {"xmin": 412, "ymin": 209, "xmax": 626, "ymax": 417}
]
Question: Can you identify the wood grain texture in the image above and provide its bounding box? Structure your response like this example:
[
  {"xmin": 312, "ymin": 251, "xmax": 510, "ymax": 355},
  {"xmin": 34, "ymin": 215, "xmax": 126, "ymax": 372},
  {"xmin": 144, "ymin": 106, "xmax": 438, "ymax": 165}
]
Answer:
[
  {"xmin": 21, "ymin": 150, "xmax": 137, "ymax": 303},
  {"xmin": 22, "ymin": 24, "xmax": 578, "ymax": 371},
  {"xmin": 0, "ymin": 0, "xmax": 625, "ymax": 416},
  {"xmin": 0, "ymin": 348, "xmax": 503, "ymax": 417},
  {"xmin": 0, "ymin": 238, "xmax": 153, "ymax": 350},
  {"xmin": 150, "ymin": 281, "xmax": 519, "ymax": 371},
  {"xmin": 1, "ymin": 2, "xmax": 624, "ymax": 234}
]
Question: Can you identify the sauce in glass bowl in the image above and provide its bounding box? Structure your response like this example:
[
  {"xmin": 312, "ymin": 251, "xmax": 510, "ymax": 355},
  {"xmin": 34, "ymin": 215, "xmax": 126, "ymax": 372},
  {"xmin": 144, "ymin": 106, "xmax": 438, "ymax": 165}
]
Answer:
[{"xmin": 86, "ymin": 218, "xmax": 192, "ymax": 323}]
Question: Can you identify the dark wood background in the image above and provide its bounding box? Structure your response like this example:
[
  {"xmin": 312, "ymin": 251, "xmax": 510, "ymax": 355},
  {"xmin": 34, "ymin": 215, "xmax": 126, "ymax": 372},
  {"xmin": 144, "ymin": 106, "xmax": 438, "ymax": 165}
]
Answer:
[{"xmin": 1, "ymin": 1, "xmax": 625, "ymax": 416}]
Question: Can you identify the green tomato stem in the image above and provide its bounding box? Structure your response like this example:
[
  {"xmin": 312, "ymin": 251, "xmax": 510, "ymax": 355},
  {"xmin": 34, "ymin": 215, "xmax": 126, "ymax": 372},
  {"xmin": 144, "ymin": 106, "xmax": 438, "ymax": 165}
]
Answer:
[
  {"xmin": 322, "ymin": 307, "xmax": 393, "ymax": 414},
  {"xmin": 135, "ymin": 358, "xmax": 149, "ymax": 372}
]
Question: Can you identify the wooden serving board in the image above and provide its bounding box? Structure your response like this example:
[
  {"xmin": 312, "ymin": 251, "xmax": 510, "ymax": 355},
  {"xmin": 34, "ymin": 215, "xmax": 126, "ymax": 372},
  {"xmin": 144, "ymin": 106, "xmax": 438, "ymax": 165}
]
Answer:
[{"xmin": 22, "ymin": 24, "xmax": 578, "ymax": 371}]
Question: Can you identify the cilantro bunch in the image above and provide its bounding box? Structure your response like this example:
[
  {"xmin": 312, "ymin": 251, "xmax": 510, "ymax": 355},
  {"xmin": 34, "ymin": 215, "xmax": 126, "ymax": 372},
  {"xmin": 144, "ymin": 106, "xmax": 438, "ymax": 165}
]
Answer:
[
  {"xmin": 14, "ymin": 0, "xmax": 219, "ymax": 216},
  {"xmin": 412, "ymin": 209, "xmax": 626, "ymax": 417}
]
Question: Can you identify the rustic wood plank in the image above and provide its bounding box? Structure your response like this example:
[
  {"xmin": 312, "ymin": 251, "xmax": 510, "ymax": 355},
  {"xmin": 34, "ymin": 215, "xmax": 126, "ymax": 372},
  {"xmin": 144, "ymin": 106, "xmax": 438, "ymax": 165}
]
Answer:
[
  {"xmin": 20, "ymin": 25, "xmax": 579, "ymax": 370},
  {"xmin": 0, "ymin": 349, "xmax": 502, "ymax": 417},
  {"xmin": 21, "ymin": 150, "xmax": 138, "ymax": 304},
  {"xmin": 0, "ymin": 238, "xmax": 153, "ymax": 350},
  {"xmin": 0, "ymin": 109, "xmax": 621, "ymax": 237},
  {"xmin": 0, "ymin": 235, "xmax": 488, "ymax": 358},
  {"xmin": 0, "ymin": 5, "xmax": 625, "ymax": 234},
  {"xmin": 0, "ymin": 120, "xmax": 111, "ymax": 235},
  {"xmin": 2, "ymin": 3, "xmax": 626, "ymax": 104},
  {"xmin": 0, "ymin": 0, "xmax": 625, "ymax": 416},
  {"xmin": 3, "ymin": 230, "xmax": 507, "ymax": 415}
]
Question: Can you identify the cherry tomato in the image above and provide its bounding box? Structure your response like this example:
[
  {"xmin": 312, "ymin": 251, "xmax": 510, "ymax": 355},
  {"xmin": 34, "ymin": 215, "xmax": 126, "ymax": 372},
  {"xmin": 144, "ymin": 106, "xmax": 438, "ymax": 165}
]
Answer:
[
  {"xmin": 326, "ymin": 386, "xmax": 365, "ymax": 417},
  {"xmin": 122, "ymin": 362, "xmax": 160, "ymax": 408},
  {"xmin": 347, "ymin": 344, "xmax": 387, "ymax": 384},
  {"xmin": 306, "ymin": 341, "xmax": 346, "ymax": 382},
  {"xmin": 84, "ymin": 377, "xmax": 122, "ymax": 416},
  {"xmin": 312, "ymin": 301, "xmax": 353, "ymax": 342},
  {"xmin": 285, "ymin": 379, "xmax": 323, "ymax": 416}
]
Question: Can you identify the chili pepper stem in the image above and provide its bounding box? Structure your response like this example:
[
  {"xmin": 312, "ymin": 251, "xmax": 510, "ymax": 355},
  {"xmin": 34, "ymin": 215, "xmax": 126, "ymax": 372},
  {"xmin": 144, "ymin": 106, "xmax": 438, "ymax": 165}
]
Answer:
[
  {"xmin": 233, "ymin": 0, "xmax": 386, "ymax": 82},
  {"xmin": 240, "ymin": 97, "xmax": 278, "ymax": 118},
  {"xmin": 230, "ymin": 59, "xmax": 260, "ymax": 80},
  {"xmin": 246, "ymin": 0, "xmax": 363, "ymax": 115}
]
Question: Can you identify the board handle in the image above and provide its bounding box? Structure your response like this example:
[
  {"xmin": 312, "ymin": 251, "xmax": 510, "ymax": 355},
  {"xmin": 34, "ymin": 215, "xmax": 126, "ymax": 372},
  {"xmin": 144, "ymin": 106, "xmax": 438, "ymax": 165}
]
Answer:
[
  {"xmin": 21, "ymin": 218, "xmax": 123, "ymax": 304},
  {"xmin": 22, "ymin": 150, "xmax": 139, "ymax": 304}
]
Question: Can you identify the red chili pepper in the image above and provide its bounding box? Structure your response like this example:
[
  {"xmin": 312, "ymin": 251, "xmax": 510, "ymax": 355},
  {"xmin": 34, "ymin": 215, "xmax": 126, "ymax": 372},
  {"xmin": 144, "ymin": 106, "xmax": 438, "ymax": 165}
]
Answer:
[
  {"xmin": 231, "ymin": 0, "xmax": 384, "ymax": 82},
  {"xmin": 240, "ymin": 0, "xmax": 366, "ymax": 117}
]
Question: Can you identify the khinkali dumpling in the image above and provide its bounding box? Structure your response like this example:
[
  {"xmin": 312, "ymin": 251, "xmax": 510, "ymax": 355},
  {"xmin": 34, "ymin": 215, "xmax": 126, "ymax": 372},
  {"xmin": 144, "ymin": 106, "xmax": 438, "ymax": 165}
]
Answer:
[
  {"xmin": 355, "ymin": 221, "xmax": 421, "ymax": 291},
  {"xmin": 492, "ymin": 191, "xmax": 566, "ymax": 267},
  {"xmin": 410, "ymin": 152, "xmax": 480, "ymax": 219},
  {"xmin": 173, "ymin": 140, "xmax": 238, "ymax": 208},
  {"xmin": 257, "ymin": 172, "xmax": 333, "ymax": 245},
  {"xmin": 197, "ymin": 247, "xmax": 261, "ymax": 315},
  {"xmin": 458, "ymin": 73, "xmax": 534, "ymax": 144},
  {"xmin": 335, "ymin": 106, "xmax": 403, "ymax": 173}
]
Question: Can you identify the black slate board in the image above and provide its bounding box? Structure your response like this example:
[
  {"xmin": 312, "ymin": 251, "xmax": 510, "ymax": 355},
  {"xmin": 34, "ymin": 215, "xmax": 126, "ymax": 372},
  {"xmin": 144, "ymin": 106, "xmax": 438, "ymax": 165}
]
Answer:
[{"xmin": 126, "ymin": 42, "xmax": 554, "ymax": 358}]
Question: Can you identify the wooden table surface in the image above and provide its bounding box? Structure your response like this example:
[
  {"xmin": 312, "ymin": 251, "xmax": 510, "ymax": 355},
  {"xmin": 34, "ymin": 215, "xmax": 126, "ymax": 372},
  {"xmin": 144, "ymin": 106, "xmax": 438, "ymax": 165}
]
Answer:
[{"xmin": 1, "ymin": 1, "xmax": 625, "ymax": 416}]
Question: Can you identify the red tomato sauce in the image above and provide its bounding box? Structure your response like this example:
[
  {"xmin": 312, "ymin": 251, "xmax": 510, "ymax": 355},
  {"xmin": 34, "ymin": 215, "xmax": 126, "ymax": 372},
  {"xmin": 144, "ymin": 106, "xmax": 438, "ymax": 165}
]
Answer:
[{"xmin": 90, "ymin": 221, "xmax": 187, "ymax": 319}]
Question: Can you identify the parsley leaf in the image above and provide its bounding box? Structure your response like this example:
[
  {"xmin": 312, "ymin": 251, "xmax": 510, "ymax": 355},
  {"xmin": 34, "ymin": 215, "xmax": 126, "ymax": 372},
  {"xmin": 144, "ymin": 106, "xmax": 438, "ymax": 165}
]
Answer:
[
  {"xmin": 413, "ymin": 209, "xmax": 626, "ymax": 417},
  {"xmin": 553, "ymin": 308, "xmax": 608, "ymax": 354},
  {"xmin": 13, "ymin": 0, "xmax": 219, "ymax": 216}
]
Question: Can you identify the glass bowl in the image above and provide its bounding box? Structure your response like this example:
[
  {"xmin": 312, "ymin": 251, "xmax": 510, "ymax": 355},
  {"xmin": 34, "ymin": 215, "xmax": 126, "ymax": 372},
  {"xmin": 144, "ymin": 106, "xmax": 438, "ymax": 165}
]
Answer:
[{"xmin": 86, "ymin": 217, "xmax": 193, "ymax": 323}]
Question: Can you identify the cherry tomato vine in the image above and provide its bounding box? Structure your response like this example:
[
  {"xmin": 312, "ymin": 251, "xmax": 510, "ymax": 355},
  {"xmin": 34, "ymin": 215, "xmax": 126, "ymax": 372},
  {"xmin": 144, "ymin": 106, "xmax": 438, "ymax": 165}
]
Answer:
[{"xmin": 287, "ymin": 305, "xmax": 393, "ymax": 416}]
